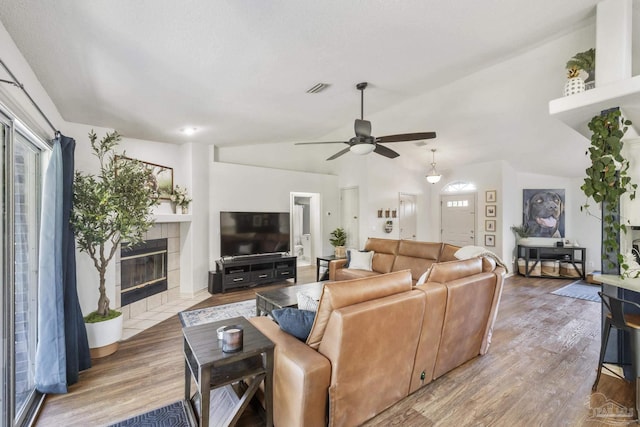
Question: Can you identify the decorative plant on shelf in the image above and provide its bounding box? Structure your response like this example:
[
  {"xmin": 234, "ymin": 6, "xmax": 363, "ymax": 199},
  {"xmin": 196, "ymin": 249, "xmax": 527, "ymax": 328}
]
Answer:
[
  {"xmin": 511, "ymin": 224, "xmax": 532, "ymax": 239},
  {"xmin": 566, "ymin": 48, "xmax": 595, "ymax": 85},
  {"xmin": 580, "ymin": 109, "xmax": 636, "ymax": 274},
  {"xmin": 72, "ymin": 130, "xmax": 158, "ymax": 320},
  {"xmin": 329, "ymin": 227, "xmax": 347, "ymax": 258},
  {"xmin": 170, "ymin": 185, "xmax": 192, "ymax": 213}
]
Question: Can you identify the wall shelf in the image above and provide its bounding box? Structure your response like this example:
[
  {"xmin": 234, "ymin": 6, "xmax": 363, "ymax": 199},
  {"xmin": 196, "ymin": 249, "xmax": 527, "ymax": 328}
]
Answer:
[{"xmin": 548, "ymin": 74, "xmax": 640, "ymax": 138}]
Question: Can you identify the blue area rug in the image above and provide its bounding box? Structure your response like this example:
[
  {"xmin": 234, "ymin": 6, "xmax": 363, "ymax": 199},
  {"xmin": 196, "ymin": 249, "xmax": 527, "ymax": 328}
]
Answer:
[
  {"xmin": 551, "ymin": 280, "xmax": 601, "ymax": 302},
  {"xmin": 178, "ymin": 299, "xmax": 256, "ymax": 327},
  {"xmin": 108, "ymin": 400, "xmax": 189, "ymax": 427}
]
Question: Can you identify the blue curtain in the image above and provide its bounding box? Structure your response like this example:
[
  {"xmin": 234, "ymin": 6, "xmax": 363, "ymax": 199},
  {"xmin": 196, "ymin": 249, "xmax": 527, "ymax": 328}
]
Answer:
[{"xmin": 35, "ymin": 134, "xmax": 90, "ymax": 394}]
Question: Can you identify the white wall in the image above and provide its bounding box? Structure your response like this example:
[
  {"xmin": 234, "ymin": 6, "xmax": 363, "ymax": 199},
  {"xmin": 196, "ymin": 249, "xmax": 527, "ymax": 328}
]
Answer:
[{"xmin": 209, "ymin": 161, "xmax": 340, "ymax": 268}]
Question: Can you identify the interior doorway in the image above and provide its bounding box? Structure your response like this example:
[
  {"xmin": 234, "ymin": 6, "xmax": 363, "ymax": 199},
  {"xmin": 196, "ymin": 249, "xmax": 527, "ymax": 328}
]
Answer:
[
  {"xmin": 399, "ymin": 193, "xmax": 417, "ymax": 240},
  {"xmin": 290, "ymin": 192, "xmax": 321, "ymax": 267},
  {"xmin": 340, "ymin": 187, "xmax": 359, "ymax": 249},
  {"xmin": 440, "ymin": 193, "xmax": 477, "ymax": 246}
]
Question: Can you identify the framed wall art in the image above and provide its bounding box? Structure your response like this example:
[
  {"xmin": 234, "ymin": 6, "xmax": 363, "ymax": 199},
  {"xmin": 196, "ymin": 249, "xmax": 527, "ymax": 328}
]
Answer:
[
  {"xmin": 522, "ymin": 188, "xmax": 565, "ymax": 238},
  {"xmin": 486, "ymin": 190, "xmax": 497, "ymax": 203},
  {"xmin": 117, "ymin": 156, "xmax": 174, "ymax": 199},
  {"xmin": 485, "ymin": 205, "xmax": 496, "ymax": 217},
  {"xmin": 485, "ymin": 219, "xmax": 496, "ymax": 232},
  {"xmin": 485, "ymin": 234, "xmax": 495, "ymax": 247}
]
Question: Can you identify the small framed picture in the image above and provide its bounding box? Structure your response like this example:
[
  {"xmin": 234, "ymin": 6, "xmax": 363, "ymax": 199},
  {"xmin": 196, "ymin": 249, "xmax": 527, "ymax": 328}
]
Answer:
[
  {"xmin": 486, "ymin": 190, "xmax": 497, "ymax": 203},
  {"xmin": 485, "ymin": 234, "xmax": 495, "ymax": 247},
  {"xmin": 485, "ymin": 219, "xmax": 496, "ymax": 232},
  {"xmin": 485, "ymin": 205, "xmax": 496, "ymax": 217}
]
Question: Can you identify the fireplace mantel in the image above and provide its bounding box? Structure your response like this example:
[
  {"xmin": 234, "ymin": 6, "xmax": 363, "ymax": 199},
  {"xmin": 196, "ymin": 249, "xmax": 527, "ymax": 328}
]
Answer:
[{"xmin": 153, "ymin": 214, "xmax": 192, "ymax": 223}]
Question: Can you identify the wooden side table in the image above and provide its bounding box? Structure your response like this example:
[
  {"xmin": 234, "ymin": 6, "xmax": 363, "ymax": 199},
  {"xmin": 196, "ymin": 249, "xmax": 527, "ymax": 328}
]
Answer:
[{"xmin": 183, "ymin": 316, "xmax": 274, "ymax": 427}]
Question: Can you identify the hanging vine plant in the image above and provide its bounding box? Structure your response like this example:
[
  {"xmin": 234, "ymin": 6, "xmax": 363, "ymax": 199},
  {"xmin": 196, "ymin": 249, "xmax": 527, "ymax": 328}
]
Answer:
[{"xmin": 580, "ymin": 109, "xmax": 635, "ymax": 273}]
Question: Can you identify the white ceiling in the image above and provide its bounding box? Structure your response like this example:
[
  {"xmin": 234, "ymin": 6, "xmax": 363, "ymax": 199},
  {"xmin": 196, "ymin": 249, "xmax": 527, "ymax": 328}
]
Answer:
[{"xmin": 0, "ymin": 0, "xmax": 638, "ymax": 176}]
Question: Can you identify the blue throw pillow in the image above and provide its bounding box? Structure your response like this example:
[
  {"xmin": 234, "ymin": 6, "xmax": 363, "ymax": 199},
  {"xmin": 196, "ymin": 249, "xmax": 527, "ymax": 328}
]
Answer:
[{"xmin": 272, "ymin": 308, "xmax": 316, "ymax": 341}]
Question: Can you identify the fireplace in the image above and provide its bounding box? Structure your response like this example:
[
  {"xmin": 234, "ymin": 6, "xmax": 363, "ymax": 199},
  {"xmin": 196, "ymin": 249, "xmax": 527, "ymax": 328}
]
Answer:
[{"xmin": 120, "ymin": 238, "xmax": 168, "ymax": 306}]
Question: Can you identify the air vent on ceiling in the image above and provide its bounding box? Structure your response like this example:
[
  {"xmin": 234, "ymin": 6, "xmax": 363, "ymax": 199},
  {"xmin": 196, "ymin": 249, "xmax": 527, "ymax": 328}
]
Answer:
[
  {"xmin": 414, "ymin": 141, "xmax": 428, "ymax": 147},
  {"xmin": 306, "ymin": 83, "xmax": 330, "ymax": 94}
]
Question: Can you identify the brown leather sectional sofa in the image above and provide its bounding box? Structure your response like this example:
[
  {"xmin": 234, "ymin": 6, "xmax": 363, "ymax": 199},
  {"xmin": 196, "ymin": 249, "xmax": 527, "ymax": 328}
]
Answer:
[
  {"xmin": 329, "ymin": 237, "xmax": 461, "ymax": 284},
  {"xmin": 249, "ymin": 247, "xmax": 506, "ymax": 427}
]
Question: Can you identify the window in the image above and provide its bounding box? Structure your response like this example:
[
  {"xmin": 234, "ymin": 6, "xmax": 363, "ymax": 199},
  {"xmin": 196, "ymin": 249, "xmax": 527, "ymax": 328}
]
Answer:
[
  {"xmin": 1, "ymin": 112, "xmax": 47, "ymax": 427},
  {"xmin": 442, "ymin": 180, "xmax": 476, "ymax": 193}
]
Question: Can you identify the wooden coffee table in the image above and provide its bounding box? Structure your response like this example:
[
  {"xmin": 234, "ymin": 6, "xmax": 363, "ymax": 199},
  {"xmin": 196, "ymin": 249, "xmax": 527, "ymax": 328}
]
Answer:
[{"xmin": 255, "ymin": 282, "xmax": 325, "ymax": 316}]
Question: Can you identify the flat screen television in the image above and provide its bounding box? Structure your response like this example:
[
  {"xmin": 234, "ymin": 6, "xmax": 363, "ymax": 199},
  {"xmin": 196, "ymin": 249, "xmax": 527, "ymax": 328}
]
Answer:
[{"xmin": 220, "ymin": 211, "xmax": 290, "ymax": 257}]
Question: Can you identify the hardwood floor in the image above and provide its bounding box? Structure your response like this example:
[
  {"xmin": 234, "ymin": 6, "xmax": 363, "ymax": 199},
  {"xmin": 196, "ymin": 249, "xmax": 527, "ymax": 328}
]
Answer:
[{"xmin": 35, "ymin": 270, "xmax": 636, "ymax": 427}]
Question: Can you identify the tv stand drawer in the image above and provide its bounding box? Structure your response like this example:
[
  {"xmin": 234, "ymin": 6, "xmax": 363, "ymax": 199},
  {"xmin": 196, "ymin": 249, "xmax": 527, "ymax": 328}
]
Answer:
[
  {"xmin": 251, "ymin": 270, "xmax": 274, "ymax": 281},
  {"xmin": 276, "ymin": 268, "xmax": 295, "ymax": 279},
  {"xmin": 223, "ymin": 272, "xmax": 251, "ymax": 286}
]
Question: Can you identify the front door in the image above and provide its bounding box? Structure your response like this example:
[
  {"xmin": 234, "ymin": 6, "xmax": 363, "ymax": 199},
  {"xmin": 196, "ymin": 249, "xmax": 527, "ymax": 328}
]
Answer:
[{"xmin": 440, "ymin": 193, "xmax": 476, "ymax": 246}]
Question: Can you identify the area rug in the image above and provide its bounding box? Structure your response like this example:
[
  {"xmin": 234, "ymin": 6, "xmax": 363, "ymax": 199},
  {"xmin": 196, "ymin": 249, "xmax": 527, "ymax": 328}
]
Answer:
[
  {"xmin": 551, "ymin": 280, "xmax": 601, "ymax": 302},
  {"xmin": 108, "ymin": 400, "xmax": 189, "ymax": 427},
  {"xmin": 179, "ymin": 299, "xmax": 256, "ymax": 327}
]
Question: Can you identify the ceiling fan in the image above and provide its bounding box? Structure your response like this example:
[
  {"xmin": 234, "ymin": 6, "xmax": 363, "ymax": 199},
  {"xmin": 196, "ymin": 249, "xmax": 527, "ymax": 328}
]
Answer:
[{"xmin": 295, "ymin": 82, "xmax": 436, "ymax": 160}]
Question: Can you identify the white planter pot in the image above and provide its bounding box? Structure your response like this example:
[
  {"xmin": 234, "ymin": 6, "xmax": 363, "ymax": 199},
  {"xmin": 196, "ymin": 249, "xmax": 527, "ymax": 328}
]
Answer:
[
  {"xmin": 85, "ymin": 313, "xmax": 123, "ymax": 358},
  {"xmin": 563, "ymin": 77, "xmax": 585, "ymax": 96}
]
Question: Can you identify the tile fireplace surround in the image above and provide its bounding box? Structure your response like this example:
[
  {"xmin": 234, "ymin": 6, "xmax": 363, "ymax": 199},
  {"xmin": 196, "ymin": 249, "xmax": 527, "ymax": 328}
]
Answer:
[{"xmin": 115, "ymin": 221, "xmax": 209, "ymax": 340}]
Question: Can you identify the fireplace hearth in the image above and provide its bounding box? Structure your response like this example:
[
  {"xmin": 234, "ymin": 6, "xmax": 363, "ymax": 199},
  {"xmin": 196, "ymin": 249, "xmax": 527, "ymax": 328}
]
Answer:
[{"xmin": 120, "ymin": 238, "xmax": 168, "ymax": 306}]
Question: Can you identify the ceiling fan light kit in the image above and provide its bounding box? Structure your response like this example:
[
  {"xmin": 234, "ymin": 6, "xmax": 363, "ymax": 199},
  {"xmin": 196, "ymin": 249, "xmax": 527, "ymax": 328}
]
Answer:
[
  {"xmin": 295, "ymin": 82, "xmax": 436, "ymax": 160},
  {"xmin": 426, "ymin": 149, "xmax": 442, "ymax": 184}
]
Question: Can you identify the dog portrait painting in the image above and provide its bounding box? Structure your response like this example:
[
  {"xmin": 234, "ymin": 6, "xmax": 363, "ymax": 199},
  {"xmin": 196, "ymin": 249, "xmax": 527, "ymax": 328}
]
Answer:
[{"xmin": 523, "ymin": 189, "xmax": 565, "ymax": 238}]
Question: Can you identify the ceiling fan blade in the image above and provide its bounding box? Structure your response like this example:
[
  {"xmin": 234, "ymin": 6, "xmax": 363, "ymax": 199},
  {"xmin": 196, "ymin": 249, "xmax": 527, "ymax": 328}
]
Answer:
[
  {"xmin": 373, "ymin": 144, "xmax": 400, "ymax": 159},
  {"xmin": 327, "ymin": 147, "xmax": 351, "ymax": 161},
  {"xmin": 294, "ymin": 141, "xmax": 349, "ymax": 145},
  {"xmin": 354, "ymin": 119, "xmax": 371, "ymax": 137},
  {"xmin": 376, "ymin": 132, "xmax": 436, "ymax": 143}
]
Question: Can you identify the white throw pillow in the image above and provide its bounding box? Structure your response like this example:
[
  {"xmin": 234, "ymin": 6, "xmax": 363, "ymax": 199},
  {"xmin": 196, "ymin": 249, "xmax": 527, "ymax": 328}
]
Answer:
[
  {"xmin": 297, "ymin": 291, "xmax": 320, "ymax": 312},
  {"xmin": 348, "ymin": 250, "xmax": 374, "ymax": 271},
  {"xmin": 454, "ymin": 245, "xmax": 486, "ymax": 260},
  {"xmin": 416, "ymin": 268, "xmax": 431, "ymax": 286}
]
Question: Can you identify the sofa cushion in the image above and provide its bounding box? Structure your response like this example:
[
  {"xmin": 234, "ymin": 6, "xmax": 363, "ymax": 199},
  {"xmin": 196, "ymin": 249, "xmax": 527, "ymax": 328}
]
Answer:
[
  {"xmin": 306, "ymin": 270, "xmax": 413, "ymax": 349},
  {"xmin": 297, "ymin": 292, "xmax": 320, "ymax": 312},
  {"xmin": 272, "ymin": 308, "xmax": 316, "ymax": 341},
  {"xmin": 348, "ymin": 250, "xmax": 373, "ymax": 270},
  {"xmin": 334, "ymin": 268, "xmax": 380, "ymax": 282},
  {"xmin": 416, "ymin": 268, "xmax": 431, "ymax": 286},
  {"xmin": 439, "ymin": 243, "xmax": 461, "ymax": 262},
  {"xmin": 363, "ymin": 238, "xmax": 399, "ymax": 273},
  {"xmin": 392, "ymin": 240, "xmax": 441, "ymax": 281},
  {"xmin": 427, "ymin": 257, "xmax": 483, "ymax": 283}
]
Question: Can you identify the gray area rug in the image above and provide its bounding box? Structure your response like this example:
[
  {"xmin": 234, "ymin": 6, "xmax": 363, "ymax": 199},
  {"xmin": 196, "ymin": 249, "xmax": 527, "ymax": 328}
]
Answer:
[
  {"xmin": 551, "ymin": 280, "xmax": 601, "ymax": 302},
  {"xmin": 108, "ymin": 400, "xmax": 189, "ymax": 427},
  {"xmin": 178, "ymin": 299, "xmax": 256, "ymax": 327}
]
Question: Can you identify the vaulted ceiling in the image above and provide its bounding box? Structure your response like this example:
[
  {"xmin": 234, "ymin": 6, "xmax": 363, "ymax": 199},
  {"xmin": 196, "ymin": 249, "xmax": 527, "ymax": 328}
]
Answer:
[{"xmin": 1, "ymin": 1, "xmax": 639, "ymax": 176}]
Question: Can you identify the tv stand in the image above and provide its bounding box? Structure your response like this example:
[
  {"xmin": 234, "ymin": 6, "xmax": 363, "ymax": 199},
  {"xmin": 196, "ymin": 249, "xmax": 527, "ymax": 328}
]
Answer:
[{"xmin": 211, "ymin": 254, "xmax": 297, "ymax": 293}]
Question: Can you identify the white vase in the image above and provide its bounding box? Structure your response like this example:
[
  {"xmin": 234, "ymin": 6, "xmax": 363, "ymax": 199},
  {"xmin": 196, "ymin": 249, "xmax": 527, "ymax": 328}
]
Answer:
[
  {"xmin": 85, "ymin": 313, "xmax": 123, "ymax": 358},
  {"xmin": 181, "ymin": 205, "xmax": 188, "ymax": 214},
  {"xmin": 563, "ymin": 77, "xmax": 585, "ymax": 96}
]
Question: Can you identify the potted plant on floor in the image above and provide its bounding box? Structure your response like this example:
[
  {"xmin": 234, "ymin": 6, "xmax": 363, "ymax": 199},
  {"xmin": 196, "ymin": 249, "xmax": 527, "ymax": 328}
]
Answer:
[
  {"xmin": 72, "ymin": 130, "xmax": 158, "ymax": 357},
  {"xmin": 330, "ymin": 227, "xmax": 347, "ymax": 258}
]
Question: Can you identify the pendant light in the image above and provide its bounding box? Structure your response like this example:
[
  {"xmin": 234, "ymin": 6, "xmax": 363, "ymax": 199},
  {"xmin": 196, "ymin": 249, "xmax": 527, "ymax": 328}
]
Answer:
[{"xmin": 426, "ymin": 149, "xmax": 441, "ymax": 184}]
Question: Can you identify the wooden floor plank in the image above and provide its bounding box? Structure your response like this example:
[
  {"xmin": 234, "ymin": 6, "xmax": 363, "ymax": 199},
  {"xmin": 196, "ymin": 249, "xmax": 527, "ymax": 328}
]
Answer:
[{"xmin": 35, "ymin": 271, "xmax": 637, "ymax": 427}]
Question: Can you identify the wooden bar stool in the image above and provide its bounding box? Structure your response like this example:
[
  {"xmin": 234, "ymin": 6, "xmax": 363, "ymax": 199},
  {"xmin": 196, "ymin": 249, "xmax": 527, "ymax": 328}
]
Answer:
[{"xmin": 593, "ymin": 291, "xmax": 640, "ymax": 391}]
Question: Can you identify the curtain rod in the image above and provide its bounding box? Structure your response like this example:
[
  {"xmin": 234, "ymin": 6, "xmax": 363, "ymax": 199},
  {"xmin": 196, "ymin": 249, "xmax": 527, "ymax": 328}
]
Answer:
[{"xmin": 0, "ymin": 58, "xmax": 60, "ymax": 137}]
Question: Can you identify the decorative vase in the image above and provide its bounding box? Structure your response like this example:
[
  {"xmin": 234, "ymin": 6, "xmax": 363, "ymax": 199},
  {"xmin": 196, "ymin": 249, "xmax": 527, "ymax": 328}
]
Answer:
[
  {"xmin": 334, "ymin": 246, "xmax": 346, "ymax": 258},
  {"xmin": 563, "ymin": 77, "xmax": 585, "ymax": 96},
  {"xmin": 170, "ymin": 202, "xmax": 177, "ymax": 214},
  {"xmin": 181, "ymin": 205, "xmax": 188, "ymax": 214},
  {"xmin": 85, "ymin": 313, "xmax": 123, "ymax": 358}
]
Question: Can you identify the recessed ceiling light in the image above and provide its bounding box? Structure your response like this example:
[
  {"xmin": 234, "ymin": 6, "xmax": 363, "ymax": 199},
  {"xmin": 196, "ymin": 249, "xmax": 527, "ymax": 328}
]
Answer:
[{"xmin": 180, "ymin": 127, "xmax": 197, "ymax": 135}]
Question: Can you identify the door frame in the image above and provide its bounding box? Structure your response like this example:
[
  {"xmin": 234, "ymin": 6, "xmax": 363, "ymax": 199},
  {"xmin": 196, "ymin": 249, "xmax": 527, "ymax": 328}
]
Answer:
[
  {"xmin": 340, "ymin": 186, "xmax": 359, "ymax": 249},
  {"xmin": 290, "ymin": 192, "xmax": 321, "ymax": 265},
  {"xmin": 398, "ymin": 192, "xmax": 417, "ymax": 240}
]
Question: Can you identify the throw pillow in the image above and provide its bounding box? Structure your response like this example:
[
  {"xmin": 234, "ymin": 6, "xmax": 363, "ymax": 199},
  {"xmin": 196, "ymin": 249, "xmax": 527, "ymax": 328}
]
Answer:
[
  {"xmin": 271, "ymin": 308, "xmax": 316, "ymax": 341},
  {"xmin": 297, "ymin": 291, "xmax": 320, "ymax": 312},
  {"xmin": 416, "ymin": 267, "xmax": 431, "ymax": 286},
  {"xmin": 348, "ymin": 250, "xmax": 374, "ymax": 271},
  {"xmin": 454, "ymin": 245, "xmax": 486, "ymax": 260}
]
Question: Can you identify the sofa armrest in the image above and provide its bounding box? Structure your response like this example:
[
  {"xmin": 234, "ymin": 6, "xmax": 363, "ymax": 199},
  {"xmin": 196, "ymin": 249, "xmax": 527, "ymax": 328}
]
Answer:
[
  {"xmin": 249, "ymin": 316, "xmax": 331, "ymax": 427},
  {"xmin": 480, "ymin": 265, "xmax": 506, "ymax": 355},
  {"xmin": 328, "ymin": 258, "xmax": 348, "ymax": 281}
]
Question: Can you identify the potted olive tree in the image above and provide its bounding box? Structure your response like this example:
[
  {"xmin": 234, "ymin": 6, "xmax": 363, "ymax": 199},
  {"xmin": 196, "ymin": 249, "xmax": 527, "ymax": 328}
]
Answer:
[
  {"xmin": 330, "ymin": 227, "xmax": 347, "ymax": 258},
  {"xmin": 72, "ymin": 130, "xmax": 158, "ymax": 357}
]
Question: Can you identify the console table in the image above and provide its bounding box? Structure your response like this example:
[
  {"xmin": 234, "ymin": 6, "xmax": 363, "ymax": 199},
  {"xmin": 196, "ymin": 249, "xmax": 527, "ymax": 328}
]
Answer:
[
  {"xmin": 517, "ymin": 245, "xmax": 586, "ymax": 279},
  {"xmin": 213, "ymin": 254, "xmax": 297, "ymax": 293}
]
